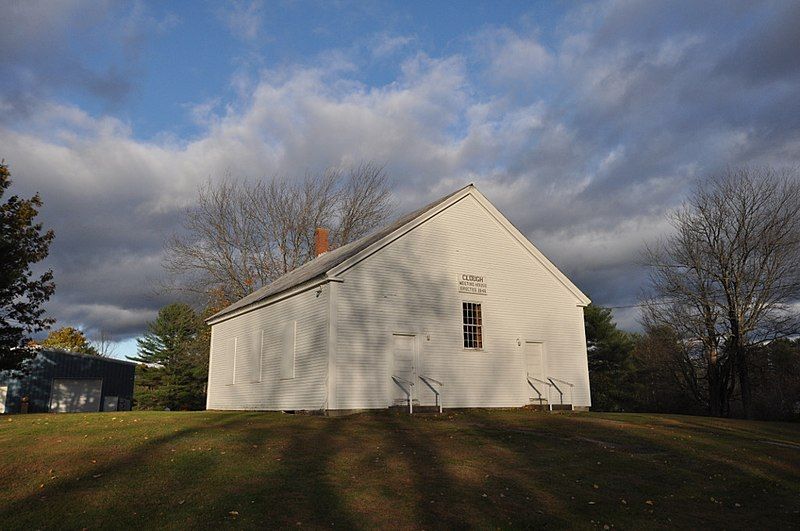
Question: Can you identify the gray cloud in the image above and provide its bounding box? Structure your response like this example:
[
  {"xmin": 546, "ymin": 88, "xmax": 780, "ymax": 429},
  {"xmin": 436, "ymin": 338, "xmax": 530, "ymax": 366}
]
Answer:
[
  {"xmin": 714, "ymin": 1, "xmax": 800, "ymax": 84},
  {"xmin": 2, "ymin": 0, "xmax": 800, "ymax": 343},
  {"xmin": 0, "ymin": 1, "xmax": 176, "ymax": 120}
]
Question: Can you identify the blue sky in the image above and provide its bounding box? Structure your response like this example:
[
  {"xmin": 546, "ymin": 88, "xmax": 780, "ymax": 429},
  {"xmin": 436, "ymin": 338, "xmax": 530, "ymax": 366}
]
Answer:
[
  {"xmin": 55, "ymin": 1, "xmax": 568, "ymax": 139},
  {"xmin": 2, "ymin": 0, "xmax": 800, "ymax": 359}
]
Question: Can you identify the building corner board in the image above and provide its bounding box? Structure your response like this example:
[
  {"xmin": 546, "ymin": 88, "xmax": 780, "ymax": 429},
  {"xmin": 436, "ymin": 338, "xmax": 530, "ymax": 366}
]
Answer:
[{"xmin": 326, "ymin": 279, "xmax": 338, "ymax": 410}]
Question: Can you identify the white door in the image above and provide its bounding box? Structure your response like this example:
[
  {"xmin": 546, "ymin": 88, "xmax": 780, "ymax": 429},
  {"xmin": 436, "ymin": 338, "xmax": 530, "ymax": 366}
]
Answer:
[
  {"xmin": 49, "ymin": 379, "xmax": 102, "ymax": 413},
  {"xmin": 0, "ymin": 385, "xmax": 7, "ymax": 414},
  {"xmin": 391, "ymin": 334, "xmax": 417, "ymax": 405},
  {"xmin": 525, "ymin": 342, "xmax": 546, "ymax": 400}
]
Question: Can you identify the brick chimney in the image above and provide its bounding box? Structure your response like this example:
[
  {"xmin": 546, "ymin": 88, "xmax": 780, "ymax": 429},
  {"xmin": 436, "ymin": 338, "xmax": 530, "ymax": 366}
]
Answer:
[{"xmin": 314, "ymin": 227, "xmax": 329, "ymax": 257}]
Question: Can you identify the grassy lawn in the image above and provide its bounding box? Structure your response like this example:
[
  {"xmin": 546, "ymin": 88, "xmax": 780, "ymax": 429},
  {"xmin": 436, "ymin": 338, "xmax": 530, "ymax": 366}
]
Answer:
[{"xmin": 0, "ymin": 410, "xmax": 798, "ymax": 529}]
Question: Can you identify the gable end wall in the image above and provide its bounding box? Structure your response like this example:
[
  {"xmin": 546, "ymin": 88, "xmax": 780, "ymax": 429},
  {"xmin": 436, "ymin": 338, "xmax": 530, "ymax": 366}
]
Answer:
[{"xmin": 334, "ymin": 193, "xmax": 591, "ymax": 409}]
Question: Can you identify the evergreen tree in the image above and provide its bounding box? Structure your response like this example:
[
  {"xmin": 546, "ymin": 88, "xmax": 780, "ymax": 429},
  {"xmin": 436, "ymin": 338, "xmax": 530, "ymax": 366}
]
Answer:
[
  {"xmin": 129, "ymin": 303, "xmax": 208, "ymax": 410},
  {"xmin": 0, "ymin": 162, "xmax": 55, "ymax": 371},
  {"xmin": 584, "ymin": 304, "xmax": 635, "ymax": 410}
]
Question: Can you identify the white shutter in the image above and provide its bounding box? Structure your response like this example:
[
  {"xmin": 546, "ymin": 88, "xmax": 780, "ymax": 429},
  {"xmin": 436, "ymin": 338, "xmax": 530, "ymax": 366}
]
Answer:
[
  {"xmin": 231, "ymin": 337, "xmax": 238, "ymax": 384},
  {"xmin": 280, "ymin": 321, "xmax": 296, "ymax": 379}
]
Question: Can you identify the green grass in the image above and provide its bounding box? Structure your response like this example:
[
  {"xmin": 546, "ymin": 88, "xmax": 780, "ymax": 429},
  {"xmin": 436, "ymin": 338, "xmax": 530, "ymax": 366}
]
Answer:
[{"xmin": 1, "ymin": 409, "xmax": 798, "ymax": 529}]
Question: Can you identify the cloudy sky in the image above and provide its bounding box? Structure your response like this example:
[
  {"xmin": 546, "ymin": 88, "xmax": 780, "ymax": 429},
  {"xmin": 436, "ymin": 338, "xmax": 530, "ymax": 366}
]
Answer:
[{"xmin": 3, "ymin": 0, "xmax": 800, "ymax": 358}]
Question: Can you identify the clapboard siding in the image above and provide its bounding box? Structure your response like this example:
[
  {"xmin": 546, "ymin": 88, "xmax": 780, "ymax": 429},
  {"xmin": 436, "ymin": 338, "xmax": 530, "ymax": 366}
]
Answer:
[
  {"xmin": 206, "ymin": 287, "xmax": 328, "ymax": 410},
  {"xmin": 334, "ymin": 194, "xmax": 590, "ymax": 409}
]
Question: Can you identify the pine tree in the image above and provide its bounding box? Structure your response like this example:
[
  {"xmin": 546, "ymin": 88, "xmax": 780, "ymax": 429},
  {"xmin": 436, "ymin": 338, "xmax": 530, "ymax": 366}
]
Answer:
[
  {"xmin": 129, "ymin": 303, "xmax": 208, "ymax": 410},
  {"xmin": 0, "ymin": 162, "xmax": 55, "ymax": 371},
  {"xmin": 584, "ymin": 304, "xmax": 636, "ymax": 411}
]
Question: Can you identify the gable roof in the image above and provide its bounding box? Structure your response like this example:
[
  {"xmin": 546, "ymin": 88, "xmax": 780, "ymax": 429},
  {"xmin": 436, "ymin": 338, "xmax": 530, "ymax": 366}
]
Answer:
[
  {"xmin": 207, "ymin": 184, "xmax": 471, "ymax": 323},
  {"xmin": 207, "ymin": 184, "xmax": 589, "ymax": 324}
]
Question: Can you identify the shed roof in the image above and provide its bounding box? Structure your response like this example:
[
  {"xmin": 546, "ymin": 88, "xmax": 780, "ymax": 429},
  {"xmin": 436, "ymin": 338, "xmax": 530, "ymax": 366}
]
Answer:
[
  {"xmin": 207, "ymin": 184, "xmax": 471, "ymax": 323},
  {"xmin": 37, "ymin": 349, "xmax": 139, "ymax": 366}
]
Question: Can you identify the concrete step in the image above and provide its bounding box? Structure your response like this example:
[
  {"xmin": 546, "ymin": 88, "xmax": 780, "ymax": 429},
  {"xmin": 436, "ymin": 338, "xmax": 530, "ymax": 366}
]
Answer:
[
  {"xmin": 526, "ymin": 404, "xmax": 549, "ymax": 412},
  {"xmin": 388, "ymin": 405, "xmax": 442, "ymax": 414},
  {"xmin": 550, "ymin": 404, "xmax": 574, "ymax": 411}
]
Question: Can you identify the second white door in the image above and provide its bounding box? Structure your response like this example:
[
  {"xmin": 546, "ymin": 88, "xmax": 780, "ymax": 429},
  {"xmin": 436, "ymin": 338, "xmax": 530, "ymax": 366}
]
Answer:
[
  {"xmin": 392, "ymin": 334, "xmax": 417, "ymax": 405},
  {"xmin": 525, "ymin": 341, "xmax": 545, "ymax": 381}
]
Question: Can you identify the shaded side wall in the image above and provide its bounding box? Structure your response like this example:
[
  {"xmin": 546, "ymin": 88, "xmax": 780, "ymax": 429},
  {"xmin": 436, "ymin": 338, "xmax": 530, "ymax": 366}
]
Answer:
[{"xmin": 207, "ymin": 285, "xmax": 329, "ymax": 410}]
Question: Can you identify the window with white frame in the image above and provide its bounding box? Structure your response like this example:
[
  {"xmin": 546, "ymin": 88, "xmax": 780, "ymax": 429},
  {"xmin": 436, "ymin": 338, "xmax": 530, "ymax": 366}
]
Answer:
[{"xmin": 462, "ymin": 302, "xmax": 483, "ymax": 349}]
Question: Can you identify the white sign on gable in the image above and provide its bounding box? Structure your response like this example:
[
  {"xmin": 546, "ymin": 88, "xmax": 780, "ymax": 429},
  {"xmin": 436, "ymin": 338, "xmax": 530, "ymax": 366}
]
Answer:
[{"xmin": 458, "ymin": 273, "xmax": 487, "ymax": 295}]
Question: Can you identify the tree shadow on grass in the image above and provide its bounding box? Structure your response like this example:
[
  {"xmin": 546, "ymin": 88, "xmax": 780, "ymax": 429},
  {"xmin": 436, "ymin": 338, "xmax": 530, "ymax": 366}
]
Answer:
[
  {"xmin": 465, "ymin": 411, "xmax": 800, "ymax": 529},
  {"xmin": 0, "ymin": 412, "xmax": 259, "ymax": 528},
  {"xmin": 223, "ymin": 415, "xmax": 360, "ymax": 528},
  {"xmin": 376, "ymin": 410, "xmax": 574, "ymax": 529},
  {"xmin": 4, "ymin": 411, "xmax": 798, "ymax": 529}
]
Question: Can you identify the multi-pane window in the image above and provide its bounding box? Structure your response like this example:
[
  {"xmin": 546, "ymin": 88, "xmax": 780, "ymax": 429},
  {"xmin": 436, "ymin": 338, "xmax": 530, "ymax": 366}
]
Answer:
[{"xmin": 462, "ymin": 302, "xmax": 483, "ymax": 349}]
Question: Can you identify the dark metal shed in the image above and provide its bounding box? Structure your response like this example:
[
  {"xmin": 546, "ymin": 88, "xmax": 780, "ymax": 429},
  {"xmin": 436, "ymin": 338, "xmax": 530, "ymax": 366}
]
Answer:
[{"xmin": 0, "ymin": 350, "xmax": 136, "ymax": 414}]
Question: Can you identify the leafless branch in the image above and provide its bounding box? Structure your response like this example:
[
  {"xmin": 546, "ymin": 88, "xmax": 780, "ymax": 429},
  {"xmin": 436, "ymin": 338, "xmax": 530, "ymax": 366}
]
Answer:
[
  {"xmin": 641, "ymin": 166, "xmax": 800, "ymax": 416},
  {"xmin": 163, "ymin": 162, "xmax": 393, "ymax": 308}
]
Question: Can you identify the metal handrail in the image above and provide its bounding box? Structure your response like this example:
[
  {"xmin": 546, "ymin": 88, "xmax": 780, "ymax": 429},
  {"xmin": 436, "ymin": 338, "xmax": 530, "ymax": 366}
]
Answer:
[
  {"xmin": 526, "ymin": 375, "xmax": 551, "ymax": 409},
  {"xmin": 548, "ymin": 377, "xmax": 574, "ymax": 388},
  {"xmin": 527, "ymin": 376, "xmax": 551, "ymax": 387},
  {"xmin": 419, "ymin": 375, "xmax": 442, "ymax": 387},
  {"xmin": 419, "ymin": 375, "xmax": 444, "ymax": 413},
  {"xmin": 392, "ymin": 375, "xmax": 415, "ymax": 414},
  {"xmin": 392, "ymin": 375, "xmax": 414, "ymax": 387},
  {"xmin": 547, "ymin": 377, "xmax": 564, "ymax": 405},
  {"xmin": 547, "ymin": 377, "xmax": 574, "ymax": 409}
]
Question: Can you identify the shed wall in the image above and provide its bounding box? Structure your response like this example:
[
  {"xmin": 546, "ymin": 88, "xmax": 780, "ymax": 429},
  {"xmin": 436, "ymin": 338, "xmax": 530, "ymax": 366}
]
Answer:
[{"xmin": 0, "ymin": 351, "xmax": 135, "ymax": 413}]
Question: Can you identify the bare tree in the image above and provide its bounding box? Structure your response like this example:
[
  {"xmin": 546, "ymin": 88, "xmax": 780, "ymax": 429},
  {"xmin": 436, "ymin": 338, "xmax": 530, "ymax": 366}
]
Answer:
[
  {"xmin": 643, "ymin": 167, "xmax": 800, "ymax": 418},
  {"xmin": 92, "ymin": 330, "xmax": 117, "ymax": 358},
  {"xmin": 164, "ymin": 162, "xmax": 393, "ymax": 307},
  {"xmin": 642, "ymin": 202, "xmax": 732, "ymax": 415}
]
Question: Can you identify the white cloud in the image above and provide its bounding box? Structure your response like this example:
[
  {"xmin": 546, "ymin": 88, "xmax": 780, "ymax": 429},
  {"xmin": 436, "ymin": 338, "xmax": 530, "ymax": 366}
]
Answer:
[
  {"xmin": 477, "ymin": 29, "xmax": 554, "ymax": 88},
  {"xmin": 4, "ymin": 0, "xmax": 800, "ymax": 337},
  {"xmin": 220, "ymin": 0, "xmax": 265, "ymax": 43},
  {"xmin": 371, "ymin": 33, "xmax": 415, "ymax": 58}
]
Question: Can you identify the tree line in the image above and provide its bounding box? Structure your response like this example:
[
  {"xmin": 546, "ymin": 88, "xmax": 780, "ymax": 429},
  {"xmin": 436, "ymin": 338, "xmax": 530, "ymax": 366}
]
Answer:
[
  {"xmin": 589, "ymin": 168, "xmax": 800, "ymax": 420},
  {"xmin": 129, "ymin": 163, "xmax": 393, "ymax": 410},
  {"xmin": 2, "ymin": 159, "xmax": 797, "ymax": 419},
  {"xmin": 0, "ymin": 159, "xmax": 392, "ymax": 411},
  {"xmin": 586, "ymin": 304, "xmax": 800, "ymax": 420}
]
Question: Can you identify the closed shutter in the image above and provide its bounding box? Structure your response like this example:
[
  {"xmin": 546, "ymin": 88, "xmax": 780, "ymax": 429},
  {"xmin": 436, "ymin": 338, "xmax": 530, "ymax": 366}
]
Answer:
[{"xmin": 280, "ymin": 321, "xmax": 296, "ymax": 379}]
